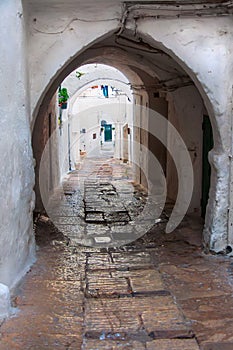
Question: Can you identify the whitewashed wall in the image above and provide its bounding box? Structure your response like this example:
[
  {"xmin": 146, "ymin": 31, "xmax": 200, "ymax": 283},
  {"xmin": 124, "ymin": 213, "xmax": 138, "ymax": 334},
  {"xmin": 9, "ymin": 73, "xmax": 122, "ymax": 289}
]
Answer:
[
  {"xmin": 138, "ymin": 17, "xmax": 233, "ymax": 251},
  {"xmin": 166, "ymin": 86, "xmax": 204, "ymax": 213},
  {"xmin": 71, "ymin": 87, "xmax": 132, "ymax": 163},
  {"xmin": 0, "ymin": 0, "xmax": 35, "ymax": 314}
]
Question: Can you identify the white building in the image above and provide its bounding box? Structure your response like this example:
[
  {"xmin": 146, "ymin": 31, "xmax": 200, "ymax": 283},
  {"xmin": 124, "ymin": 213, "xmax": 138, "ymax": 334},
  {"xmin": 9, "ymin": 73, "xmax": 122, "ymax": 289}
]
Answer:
[{"xmin": 1, "ymin": 0, "xmax": 233, "ymax": 315}]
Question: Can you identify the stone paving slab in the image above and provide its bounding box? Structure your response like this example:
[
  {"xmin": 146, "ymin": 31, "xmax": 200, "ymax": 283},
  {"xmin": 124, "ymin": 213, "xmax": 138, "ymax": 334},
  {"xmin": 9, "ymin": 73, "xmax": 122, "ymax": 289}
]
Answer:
[
  {"xmin": 49, "ymin": 209, "xmax": 80, "ymax": 217},
  {"xmin": 111, "ymin": 232, "xmax": 138, "ymax": 242},
  {"xmin": 85, "ymin": 212, "xmax": 105, "ymax": 222},
  {"xmin": 0, "ymin": 313, "xmax": 83, "ymax": 336},
  {"xmin": 201, "ymin": 343, "xmax": 233, "ymax": 350},
  {"xmin": 82, "ymin": 339, "xmax": 145, "ymax": 349},
  {"xmin": 85, "ymin": 269, "xmax": 167, "ymax": 297},
  {"xmin": 52, "ymin": 216, "xmax": 84, "ymax": 225},
  {"xmin": 104, "ymin": 212, "xmax": 130, "ymax": 223},
  {"xmin": 84, "ymin": 180, "xmax": 133, "ymax": 227},
  {"xmin": 147, "ymin": 339, "xmax": 200, "ymax": 350},
  {"xmin": 0, "ymin": 333, "xmax": 82, "ymax": 350},
  {"xmin": 129, "ymin": 269, "xmax": 165, "ymax": 292},
  {"xmin": 94, "ymin": 236, "xmax": 112, "ymax": 244},
  {"xmin": 112, "ymin": 252, "xmax": 152, "ymax": 266},
  {"xmin": 86, "ymin": 275, "xmax": 130, "ymax": 297},
  {"xmin": 17, "ymin": 280, "xmax": 81, "ymax": 294},
  {"xmin": 84, "ymin": 299, "xmax": 141, "ymax": 333},
  {"xmin": 87, "ymin": 253, "xmax": 113, "ymax": 270},
  {"xmin": 55, "ymin": 224, "xmax": 85, "ymax": 235},
  {"xmin": 86, "ymin": 251, "xmax": 153, "ymax": 271},
  {"xmin": 86, "ymin": 225, "xmax": 110, "ymax": 236},
  {"xmin": 142, "ymin": 308, "xmax": 191, "ymax": 334},
  {"xmin": 84, "ymin": 296, "xmax": 191, "ymax": 336}
]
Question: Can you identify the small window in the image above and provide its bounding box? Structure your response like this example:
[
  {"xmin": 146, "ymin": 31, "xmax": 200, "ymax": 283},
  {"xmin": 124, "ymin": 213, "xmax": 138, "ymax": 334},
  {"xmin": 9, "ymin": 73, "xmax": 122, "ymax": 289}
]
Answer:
[{"xmin": 93, "ymin": 133, "xmax": 97, "ymax": 139}]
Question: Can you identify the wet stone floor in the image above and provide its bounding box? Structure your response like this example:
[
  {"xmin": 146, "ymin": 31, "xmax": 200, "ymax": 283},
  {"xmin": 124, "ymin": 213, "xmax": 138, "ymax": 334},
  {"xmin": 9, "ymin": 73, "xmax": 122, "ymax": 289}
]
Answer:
[{"xmin": 1, "ymin": 156, "xmax": 233, "ymax": 349}]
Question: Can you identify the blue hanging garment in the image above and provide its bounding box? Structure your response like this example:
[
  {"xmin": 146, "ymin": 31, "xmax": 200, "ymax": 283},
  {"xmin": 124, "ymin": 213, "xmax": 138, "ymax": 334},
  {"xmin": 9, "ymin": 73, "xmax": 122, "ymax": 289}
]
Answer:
[{"xmin": 101, "ymin": 85, "xmax": 109, "ymax": 98}]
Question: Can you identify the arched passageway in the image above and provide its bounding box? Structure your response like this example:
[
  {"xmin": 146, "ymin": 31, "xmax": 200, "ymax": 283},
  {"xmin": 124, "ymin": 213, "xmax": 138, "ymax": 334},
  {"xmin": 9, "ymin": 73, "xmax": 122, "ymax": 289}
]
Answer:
[
  {"xmin": 1, "ymin": 0, "xmax": 233, "ymax": 298},
  {"xmin": 32, "ymin": 28, "xmax": 223, "ymax": 255},
  {"xmin": 1, "ymin": 1, "xmax": 233, "ymax": 345}
]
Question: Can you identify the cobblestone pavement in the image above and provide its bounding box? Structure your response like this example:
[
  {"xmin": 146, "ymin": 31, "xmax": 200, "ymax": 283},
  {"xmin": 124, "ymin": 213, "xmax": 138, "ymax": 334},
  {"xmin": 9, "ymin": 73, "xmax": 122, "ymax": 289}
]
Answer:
[
  {"xmin": 46, "ymin": 152, "xmax": 160, "ymax": 249},
  {"xmin": 1, "ymin": 154, "xmax": 233, "ymax": 349}
]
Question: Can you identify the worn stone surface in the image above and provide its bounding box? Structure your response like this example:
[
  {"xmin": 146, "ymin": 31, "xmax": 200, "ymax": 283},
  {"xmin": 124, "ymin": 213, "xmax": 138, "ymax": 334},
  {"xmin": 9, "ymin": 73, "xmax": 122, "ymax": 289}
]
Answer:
[
  {"xmin": 147, "ymin": 339, "xmax": 200, "ymax": 350},
  {"xmin": 47, "ymin": 156, "xmax": 148, "ymax": 248},
  {"xmin": 1, "ymin": 157, "xmax": 233, "ymax": 349},
  {"xmin": 83, "ymin": 339, "xmax": 146, "ymax": 350}
]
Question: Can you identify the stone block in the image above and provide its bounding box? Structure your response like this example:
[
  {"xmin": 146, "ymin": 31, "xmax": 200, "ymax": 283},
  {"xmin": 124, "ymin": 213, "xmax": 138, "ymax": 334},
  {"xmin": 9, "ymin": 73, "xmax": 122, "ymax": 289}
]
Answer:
[
  {"xmin": 83, "ymin": 339, "xmax": 145, "ymax": 349},
  {"xmin": 146, "ymin": 339, "xmax": 199, "ymax": 350},
  {"xmin": 94, "ymin": 236, "xmax": 112, "ymax": 244}
]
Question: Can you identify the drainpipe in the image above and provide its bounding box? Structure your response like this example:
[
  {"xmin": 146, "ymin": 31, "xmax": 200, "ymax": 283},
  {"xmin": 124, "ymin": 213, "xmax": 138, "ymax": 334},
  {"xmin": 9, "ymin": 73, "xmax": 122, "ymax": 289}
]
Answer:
[
  {"xmin": 227, "ymin": 85, "xmax": 233, "ymax": 251},
  {"xmin": 48, "ymin": 112, "xmax": 53, "ymax": 191},
  {"xmin": 58, "ymin": 85, "xmax": 62, "ymax": 136},
  {"xmin": 68, "ymin": 115, "xmax": 72, "ymax": 172}
]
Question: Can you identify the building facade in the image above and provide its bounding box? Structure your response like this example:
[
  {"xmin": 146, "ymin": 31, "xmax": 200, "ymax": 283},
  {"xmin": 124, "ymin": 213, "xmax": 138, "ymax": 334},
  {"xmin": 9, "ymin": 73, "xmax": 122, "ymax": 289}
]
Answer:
[{"xmin": 0, "ymin": 0, "xmax": 233, "ymax": 314}]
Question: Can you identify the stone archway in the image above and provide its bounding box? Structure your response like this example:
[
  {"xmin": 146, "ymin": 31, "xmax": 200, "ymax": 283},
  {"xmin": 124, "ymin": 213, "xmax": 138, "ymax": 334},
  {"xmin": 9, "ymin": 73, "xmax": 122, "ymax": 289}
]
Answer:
[
  {"xmin": 30, "ymin": 17, "xmax": 232, "ymax": 254},
  {"xmin": 1, "ymin": 0, "xmax": 233, "ymax": 318}
]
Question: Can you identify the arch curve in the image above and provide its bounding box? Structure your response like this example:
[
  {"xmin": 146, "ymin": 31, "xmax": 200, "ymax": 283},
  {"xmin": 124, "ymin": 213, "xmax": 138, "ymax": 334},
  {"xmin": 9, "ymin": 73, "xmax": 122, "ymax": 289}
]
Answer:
[{"xmin": 32, "ymin": 24, "xmax": 230, "ymax": 252}]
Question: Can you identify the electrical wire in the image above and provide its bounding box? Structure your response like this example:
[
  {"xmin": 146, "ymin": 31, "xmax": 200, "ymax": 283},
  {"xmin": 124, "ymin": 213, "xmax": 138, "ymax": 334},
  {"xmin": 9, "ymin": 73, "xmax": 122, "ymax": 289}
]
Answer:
[{"xmin": 33, "ymin": 17, "xmax": 120, "ymax": 35}]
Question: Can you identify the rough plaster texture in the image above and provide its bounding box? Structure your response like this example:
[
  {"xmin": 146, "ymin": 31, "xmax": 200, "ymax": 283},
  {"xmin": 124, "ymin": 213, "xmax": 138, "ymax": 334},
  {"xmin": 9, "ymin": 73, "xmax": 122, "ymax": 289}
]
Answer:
[
  {"xmin": 132, "ymin": 90, "xmax": 149, "ymax": 189},
  {"xmin": 148, "ymin": 95, "xmax": 168, "ymax": 196},
  {"xmin": 0, "ymin": 284, "xmax": 11, "ymax": 319},
  {"xmin": 0, "ymin": 0, "xmax": 35, "ymax": 312},
  {"xmin": 166, "ymin": 86, "xmax": 203, "ymax": 213},
  {"xmin": 26, "ymin": 5, "xmax": 121, "ymax": 120},
  {"xmin": 33, "ymin": 94, "xmax": 59, "ymax": 212},
  {"xmin": 138, "ymin": 17, "xmax": 233, "ymax": 251}
]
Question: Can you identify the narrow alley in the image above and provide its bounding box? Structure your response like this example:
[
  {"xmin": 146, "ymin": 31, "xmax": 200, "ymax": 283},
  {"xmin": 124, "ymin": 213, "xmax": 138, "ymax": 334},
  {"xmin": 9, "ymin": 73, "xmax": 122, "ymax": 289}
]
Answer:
[
  {"xmin": 1, "ymin": 2, "xmax": 233, "ymax": 350},
  {"xmin": 1, "ymin": 151, "xmax": 233, "ymax": 350}
]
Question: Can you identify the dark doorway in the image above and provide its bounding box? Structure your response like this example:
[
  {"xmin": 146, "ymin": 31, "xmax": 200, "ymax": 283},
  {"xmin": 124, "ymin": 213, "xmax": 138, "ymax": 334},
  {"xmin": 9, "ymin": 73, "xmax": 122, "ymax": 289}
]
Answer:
[
  {"xmin": 201, "ymin": 114, "xmax": 213, "ymax": 218},
  {"xmin": 104, "ymin": 124, "xmax": 112, "ymax": 142}
]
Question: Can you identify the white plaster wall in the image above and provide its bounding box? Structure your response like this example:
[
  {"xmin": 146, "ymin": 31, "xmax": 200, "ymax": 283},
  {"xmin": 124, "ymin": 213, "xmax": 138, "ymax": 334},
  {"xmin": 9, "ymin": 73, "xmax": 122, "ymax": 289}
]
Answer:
[
  {"xmin": 57, "ymin": 106, "xmax": 70, "ymax": 177},
  {"xmin": 133, "ymin": 92, "xmax": 143, "ymax": 185},
  {"xmin": 137, "ymin": 17, "xmax": 233, "ymax": 251},
  {"xmin": 166, "ymin": 86, "xmax": 204, "ymax": 213},
  {"xmin": 33, "ymin": 94, "xmax": 62, "ymax": 212},
  {"xmin": 138, "ymin": 17, "xmax": 233, "ymax": 148},
  {"xmin": 26, "ymin": 4, "xmax": 122, "ymax": 119},
  {"xmin": 0, "ymin": 0, "xmax": 35, "ymax": 294},
  {"xmin": 71, "ymin": 88, "xmax": 132, "ymax": 162},
  {"xmin": 148, "ymin": 95, "xmax": 168, "ymax": 197}
]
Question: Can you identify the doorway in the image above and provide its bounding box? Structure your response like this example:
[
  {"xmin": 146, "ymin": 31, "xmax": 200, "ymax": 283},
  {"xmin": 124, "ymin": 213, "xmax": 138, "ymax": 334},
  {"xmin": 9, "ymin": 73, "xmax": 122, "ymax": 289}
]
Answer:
[
  {"xmin": 104, "ymin": 124, "xmax": 112, "ymax": 142},
  {"xmin": 201, "ymin": 114, "xmax": 213, "ymax": 218}
]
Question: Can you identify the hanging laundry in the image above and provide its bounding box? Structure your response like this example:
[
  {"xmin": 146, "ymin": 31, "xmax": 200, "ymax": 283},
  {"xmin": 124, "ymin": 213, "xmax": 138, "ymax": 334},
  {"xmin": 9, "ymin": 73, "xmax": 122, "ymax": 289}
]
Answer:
[{"xmin": 101, "ymin": 85, "xmax": 109, "ymax": 98}]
